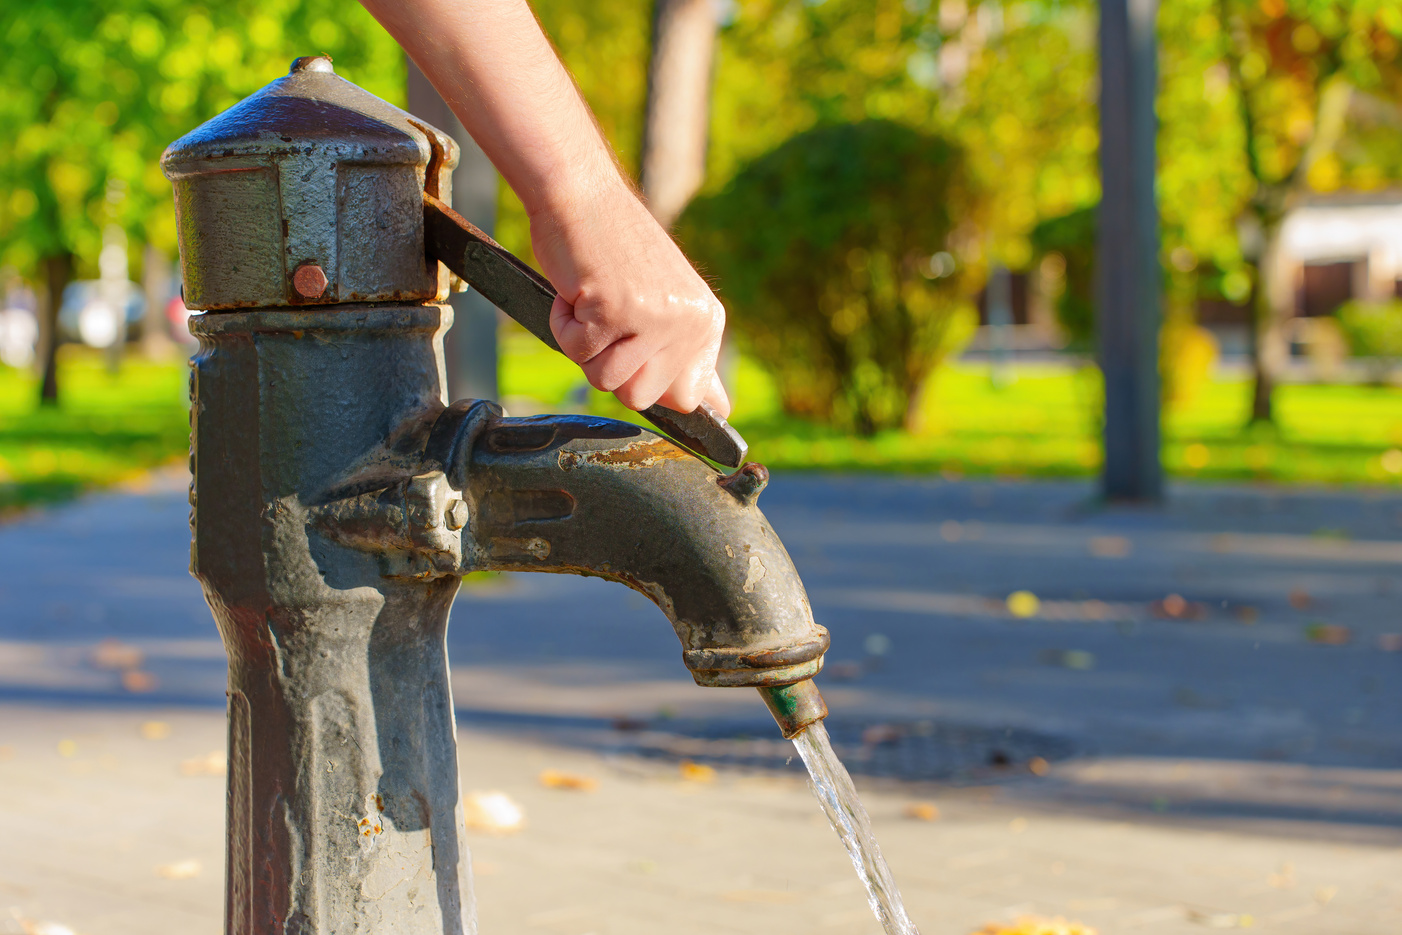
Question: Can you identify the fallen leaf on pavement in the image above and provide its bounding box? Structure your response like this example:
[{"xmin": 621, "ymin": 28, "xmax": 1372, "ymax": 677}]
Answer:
[
  {"xmin": 972, "ymin": 915, "xmax": 1097, "ymax": 934},
  {"xmin": 1186, "ymin": 909, "xmax": 1254, "ymax": 929},
  {"xmin": 156, "ymin": 859, "xmax": 201, "ymax": 880},
  {"xmin": 1289, "ymin": 588, "xmax": 1313, "ymax": 610},
  {"xmin": 1152, "ymin": 594, "xmax": 1206, "ymax": 620},
  {"xmin": 1377, "ymin": 634, "xmax": 1402, "ymax": 652},
  {"xmin": 1039, "ymin": 649, "xmax": 1095, "ymax": 670},
  {"xmin": 1305, "ymin": 623, "xmax": 1351, "ymax": 645},
  {"xmin": 1007, "ymin": 591, "xmax": 1040, "ymax": 618},
  {"xmin": 91, "ymin": 639, "xmax": 143, "ymax": 670},
  {"xmin": 11, "ymin": 912, "xmax": 78, "ymax": 935},
  {"xmin": 180, "ymin": 750, "xmax": 226, "ymax": 776},
  {"xmin": 1028, "ymin": 756, "xmax": 1050, "ymax": 776},
  {"xmin": 121, "ymin": 670, "xmax": 157, "ymax": 693},
  {"xmin": 463, "ymin": 790, "xmax": 525, "ymax": 834},
  {"xmin": 861, "ymin": 723, "xmax": 904, "ymax": 746},
  {"xmin": 904, "ymin": 801, "xmax": 939, "ymax": 821},
  {"xmin": 679, "ymin": 760, "xmax": 716, "ymax": 783},
  {"xmin": 538, "ymin": 769, "xmax": 598, "ymax": 792},
  {"xmin": 1088, "ymin": 535, "xmax": 1132, "ymax": 558}
]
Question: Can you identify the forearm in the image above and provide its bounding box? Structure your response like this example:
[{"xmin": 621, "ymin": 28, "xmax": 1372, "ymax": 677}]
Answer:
[{"xmin": 358, "ymin": 0, "xmax": 625, "ymax": 218}]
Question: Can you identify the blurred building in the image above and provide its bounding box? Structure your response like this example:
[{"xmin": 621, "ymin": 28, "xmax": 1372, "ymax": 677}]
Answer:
[{"xmin": 1279, "ymin": 190, "xmax": 1402, "ymax": 316}]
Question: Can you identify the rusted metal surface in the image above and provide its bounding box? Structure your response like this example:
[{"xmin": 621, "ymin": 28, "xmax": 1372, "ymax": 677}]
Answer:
[
  {"xmin": 169, "ymin": 54, "xmax": 828, "ymax": 935},
  {"xmin": 422, "ymin": 194, "xmax": 749, "ymax": 468},
  {"xmin": 188, "ymin": 305, "xmax": 473, "ymax": 934},
  {"xmin": 162, "ymin": 56, "xmax": 456, "ymax": 310},
  {"xmin": 760, "ymin": 680, "xmax": 829, "ymax": 740},
  {"xmin": 292, "ymin": 263, "xmax": 328, "ymax": 299}
]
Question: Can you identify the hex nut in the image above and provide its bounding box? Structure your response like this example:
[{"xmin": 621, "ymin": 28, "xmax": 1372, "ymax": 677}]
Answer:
[
  {"xmin": 445, "ymin": 499, "xmax": 469, "ymax": 531},
  {"xmin": 293, "ymin": 264, "xmax": 329, "ymax": 299}
]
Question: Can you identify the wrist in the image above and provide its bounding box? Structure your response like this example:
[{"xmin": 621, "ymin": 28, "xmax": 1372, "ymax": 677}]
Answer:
[{"xmin": 522, "ymin": 147, "xmax": 639, "ymax": 233}]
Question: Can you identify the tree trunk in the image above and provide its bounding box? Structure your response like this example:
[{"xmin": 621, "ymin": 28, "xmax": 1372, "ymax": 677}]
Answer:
[
  {"xmin": 1248, "ymin": 217, "xmax": 1289, "ymax": 424},
  {"xmin": 38, "ymin": 252, "xmax": 71, "ymax": 406},
  {"xmin": 640, "ymin": 0, "xmax": 719, "ymax": 228},
  {"xmin": 142, "ymin": 244, "xmax": 175, "ymax": 359}
]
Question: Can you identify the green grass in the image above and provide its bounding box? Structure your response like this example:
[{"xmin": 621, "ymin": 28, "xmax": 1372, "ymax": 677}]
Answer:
[
  {"xmin": 1, "ymin": 333, "xmax": 1398, "ymax": 516},
  {"xmin": 503, "ymin": 328, "xmax": 1402, "ymax": 486},
  {"xmin": 0, "ymin": 348, "xmax": 190, "ymax": 514}
]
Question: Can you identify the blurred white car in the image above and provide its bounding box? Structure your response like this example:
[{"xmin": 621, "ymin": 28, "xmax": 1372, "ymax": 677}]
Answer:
[{"xmin": 57, "ymin": 280, "xmax": 145, "ymax": 347}]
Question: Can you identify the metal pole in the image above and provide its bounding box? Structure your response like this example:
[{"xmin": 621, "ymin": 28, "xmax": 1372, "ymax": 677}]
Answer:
[
  {"xmin": 1097, "ymin": 0, "xmax": 1162, "ymax": 501},
  {"xmin": 987, "ymin": 264, "xmax": 1014, "ymax": 388},
  {"xmin": 407, "ymin": 58, "xmax": 500, "ymax": 403}
]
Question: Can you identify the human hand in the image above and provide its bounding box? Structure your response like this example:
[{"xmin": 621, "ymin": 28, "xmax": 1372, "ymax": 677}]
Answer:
[{"xmin": 529, "ymin": 179, "xmax": 730, "ymax": 418}]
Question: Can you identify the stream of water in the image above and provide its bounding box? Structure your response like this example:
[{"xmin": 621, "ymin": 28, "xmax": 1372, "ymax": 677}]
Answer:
[{"xmin": 793, "ymin": 721, "xmax": 921, "ymax": 935}]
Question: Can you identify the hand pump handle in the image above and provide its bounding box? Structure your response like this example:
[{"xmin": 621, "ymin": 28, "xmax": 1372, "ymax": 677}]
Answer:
[{"xmin": 423, "ymin": 193, "xmax": 748, "ymax": 468}]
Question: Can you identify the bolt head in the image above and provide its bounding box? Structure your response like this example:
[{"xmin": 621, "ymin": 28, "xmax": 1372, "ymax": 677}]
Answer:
[
  {"xmin": 445, "ymin": 499, "xmax": 469, "ymax": 531},
  {"xmin": 293, "ymin": 263, "xmax": 328, "ymax": 299},
  {"xmin": 290, "ymin": 55, "xmax": 335, "ymax": 75}
]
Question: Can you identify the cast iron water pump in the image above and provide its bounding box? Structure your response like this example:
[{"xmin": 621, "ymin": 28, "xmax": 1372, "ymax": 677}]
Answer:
[{"xmin": 163, "ymin": 56, "xmax": 829, "ymax": 934}]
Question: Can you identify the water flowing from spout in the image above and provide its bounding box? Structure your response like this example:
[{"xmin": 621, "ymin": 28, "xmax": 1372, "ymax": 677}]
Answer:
[{"xmin": 792, "ymin": 721, "xmax": 920, "ymax": 934}]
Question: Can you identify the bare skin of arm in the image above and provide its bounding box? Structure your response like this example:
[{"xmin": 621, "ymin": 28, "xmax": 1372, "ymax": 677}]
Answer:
[{"xmin": 358, "ymin": 0, "xmax": 730, "ymax": 417}]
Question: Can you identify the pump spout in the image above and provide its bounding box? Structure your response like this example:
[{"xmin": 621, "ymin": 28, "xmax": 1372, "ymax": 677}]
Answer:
[{"xmin": 431, "ymin": 401, "xmax": 829, "ymax": 705}]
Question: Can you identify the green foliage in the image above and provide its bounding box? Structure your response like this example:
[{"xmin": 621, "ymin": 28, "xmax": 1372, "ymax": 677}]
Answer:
[
  {"xmin": 710, "ymin": 0, "xmax": 1100, "ymax": 270},
  {"xmin": 0, "ymin": 348, "xmax": 189, "ymax": 513},
  {"xmin": 1337, "ymin": 299, "xmax": 1402, "ymax": 381},
  {"xmin": 501, "ymin": 343, "xmax": 1402, "ymax": 486},
  {"xmin": 679, "ymin": 120, "xmax": 977, "ymax": 435},
  {"xmin": 491, "ymin": 0, "xmax": 652, "ymax": 264},
  {"xmin": 1029, "ymin": 206, "xmax": 1095, "ymax": 346},
  {"xmin": 0, "ymin": 0, "xmax": 403, "ymax": 278}
]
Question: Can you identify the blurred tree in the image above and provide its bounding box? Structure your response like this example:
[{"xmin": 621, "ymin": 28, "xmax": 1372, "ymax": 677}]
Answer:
[
  {"xmin": 1030, "ymin": 206, "xmax": 1096, "ymax": 347},
  {"xmin": 640, "ymin": 0, "xmax": 720, "ymax": 227},
  {"xmin": 1202, "ymin": 0, "xmax": 1402, "ymax": 422},
  {"xmin": 1337, "ymin": 298, "xmax": 1402, "ymax": 383},
  {"xmin": 678, "ymin": 120, "xmax": 979, "ymax": 435},
  {"xmin": 493, "ymin": 0, "xmax": 652, "ymax": 263},
  {"xmin": 0, "ymin": 0, "xmax": 401, "ymax": 403}
]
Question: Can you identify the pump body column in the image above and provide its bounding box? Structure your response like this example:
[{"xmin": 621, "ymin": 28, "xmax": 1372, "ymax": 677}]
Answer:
[{"xmin": 165, "ymin": 56, "xmax": 478, "ymax": 934}]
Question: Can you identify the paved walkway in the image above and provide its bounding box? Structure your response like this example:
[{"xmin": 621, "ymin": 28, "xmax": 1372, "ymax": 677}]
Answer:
[{"xmin": 1, "ymin": 471, "xmax": 1400, "ymax": 934}]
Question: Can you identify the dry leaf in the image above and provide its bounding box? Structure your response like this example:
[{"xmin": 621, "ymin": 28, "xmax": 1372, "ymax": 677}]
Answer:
[
  {"xmin": 156, "ymin": 859, "xmax": 202, "ymax": 880},
  {"xmin": 463, "ymin": 790, "xmax": 525, "ymax": 834},
  {"xmin": 904, "ymin": 801, "xmax": 939, "ymax": 821},
  {"xmin": 538, "ymin": 769, "xmax": 598, "ymax": 792},
  {"xmin": 679, "ymin": 760, "xmax": 716, "ymax": 783},
  {"xmin": 91, "ymin": 639, "xmax": 143, "ymax": 670},
  {"xmin": 1152, "ymin": 594, "xmax": 1207, "ymax": 620},
  {"xmin": 973, "ymin": 915, "xmax": 1097, "ymax": 935},
  {"xmin": 1305, "ymin": 623, "xmax": 1351, "ymax": 645},
  {"xmin": 121, "ymin": 670, "xmax": 157, "ymax": 693},
  {"xmin": 1088, "ymin": 535, "xmax": 1132, "ymax": 558},
  {"xmin": 180, "ymin": 750, "xmax": 227, "ymax": 776},
  {"xmin": 1377, "ymin": 634, "xmax": 1402, "ymax": 652},
  {"xmin": 1007, "ymin": 591, "xmax": 1040, "ymax": 618},
  {"xmin": 1028, "ymin": 756, "xmax": 1050, "ymax": 776},
  {"xmin": 10, "ymin": 911, "xmax": 78, "ymax": 935}
]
